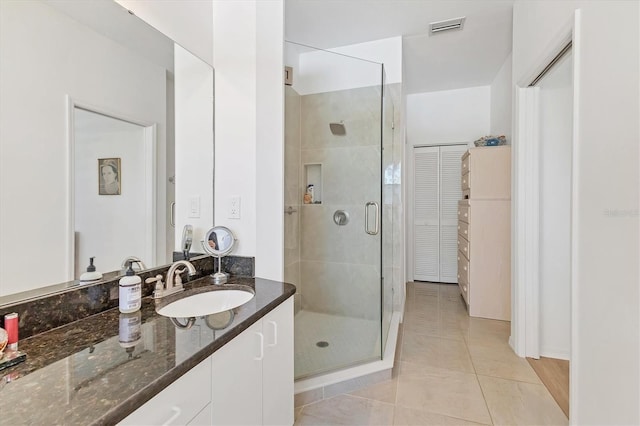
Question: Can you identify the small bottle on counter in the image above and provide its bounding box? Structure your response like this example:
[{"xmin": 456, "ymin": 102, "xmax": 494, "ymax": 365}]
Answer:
[
  {"xmin": 119, "ymin": 261, "xmax": 141, "ymax": 313},
  {"xmin": 4, "ymin": 313, "xmax": 18, "ymax": 351}
]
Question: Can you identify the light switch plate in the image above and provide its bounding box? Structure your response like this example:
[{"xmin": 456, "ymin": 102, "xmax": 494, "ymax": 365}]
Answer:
[{"xmin": 188, "ymin": 196, "xmax": 200, "ymax": 218}]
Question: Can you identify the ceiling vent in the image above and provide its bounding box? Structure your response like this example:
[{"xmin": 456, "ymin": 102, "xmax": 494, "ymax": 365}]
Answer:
[{"xmin": 429, "ymin": 17, "xmax": 466, "ymax": 35}]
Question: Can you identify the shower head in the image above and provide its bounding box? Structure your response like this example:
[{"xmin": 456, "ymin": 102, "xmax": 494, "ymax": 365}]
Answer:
[{"xmin": 329, "ymin": 122, "xmax": 346, "ymax": 136}]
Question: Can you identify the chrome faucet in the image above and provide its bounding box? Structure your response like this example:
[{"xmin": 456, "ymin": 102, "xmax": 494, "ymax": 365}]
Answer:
[
  {"xmin": 121, "ymin": 256, "xmax": 146, "ymax": 273},
  {"xmin": 149, "ymin": 260, "xmax": 197, "ymax": 299}
]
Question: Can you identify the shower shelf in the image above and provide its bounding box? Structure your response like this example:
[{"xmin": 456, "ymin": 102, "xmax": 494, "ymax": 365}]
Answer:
[{"xmin": 304, "ymin": 163, "xmax": 322, "ymax": 204}]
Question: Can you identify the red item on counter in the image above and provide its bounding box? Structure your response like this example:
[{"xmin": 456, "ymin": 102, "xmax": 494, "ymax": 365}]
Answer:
[{"xmin": 4, "ymin": 313, "xmax": 18, "ymax": 350}]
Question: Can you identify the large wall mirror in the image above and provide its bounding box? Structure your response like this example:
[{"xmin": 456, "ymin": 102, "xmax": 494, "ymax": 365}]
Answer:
[{"xmin": 0, "ymin": 0, "xmax": 214, "ymax": 299}]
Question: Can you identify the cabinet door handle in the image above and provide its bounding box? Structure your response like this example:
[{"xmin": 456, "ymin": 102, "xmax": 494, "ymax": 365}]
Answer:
[
  {"xmin": 268, "ymin": 320, "xmax": 278, "ymax": 347},
  {"xmin": 162, "ymin": 406, "xmax": 181, "ymax": 426},
  {"xmin": 255, "ymin": 332, "xmax": 264, "ymax": 361}
]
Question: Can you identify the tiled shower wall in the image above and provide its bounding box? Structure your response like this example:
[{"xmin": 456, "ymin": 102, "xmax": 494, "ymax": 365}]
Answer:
[{"xmin": 284, "ymin": 83, "xmax": 403, "ymax": 322}]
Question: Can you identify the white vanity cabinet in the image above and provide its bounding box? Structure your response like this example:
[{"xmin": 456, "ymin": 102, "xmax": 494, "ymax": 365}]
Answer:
[
  {"xmin": 211, "ymin": 297, "xmax": 294, "ymax": 426},
  {"xmin": 119, "ymin": 357, "xmax": 212, "ymax": 426},
  {"xmin": 119, "ymin": 296, "xmax": 294, "ymax": 426}
]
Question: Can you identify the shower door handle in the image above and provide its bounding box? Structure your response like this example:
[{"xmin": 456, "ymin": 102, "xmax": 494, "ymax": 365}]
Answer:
[{"xmin": 365, "ymin": 202, "xmax": 379, "ymax": 235}]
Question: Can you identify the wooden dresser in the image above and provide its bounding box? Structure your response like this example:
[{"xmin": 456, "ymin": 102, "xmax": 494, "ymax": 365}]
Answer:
[{"xmin": 457, "ymin": 146, "xmax": 511, "ymax": 321}]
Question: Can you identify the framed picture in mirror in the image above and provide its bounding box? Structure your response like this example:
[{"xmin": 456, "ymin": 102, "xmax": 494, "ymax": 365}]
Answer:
[{"xmin": 98, "ymin": 158, "xmax": 121, "ymax": 195}]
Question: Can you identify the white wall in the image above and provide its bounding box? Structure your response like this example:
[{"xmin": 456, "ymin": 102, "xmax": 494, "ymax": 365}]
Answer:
[
  {"xmin": 174, "ymin": 44, "xmax": 215, "ymax": 252},
  {"xmin": 513, "ymin": 1, "xmax": 639, "ymax": 423},
  {"xmin": 115, "ymin": 0, "xmax": 213, "ymax": 67},
  {"xmin": 293, "ymin": 37, "xmax": 402, "ymax": 95},
  {"xmin": 213, "ymin": 0, "xmax": 285, "ymax": 281},
  {"xmin": 0, "ymin": 0, "xmax": 166, "ymax": 296},
  {"xmin": 212, "ymin": 0, "xmax": 258, "ymax": 259},
  {"xmin": 121, "ymin": 0, "xmax": 285, "ymax": 279},
  {"xmin": 406, "ymin": 86, "xmax": 490, "ymax": 146},
  {"xmin": 490, "ymin": 53, "xmax": 512, "ymax": 142},
  {"xmin": 537, "ymin": 51, "xmax": 572, "ymax": 360},
  {"xmin": 255, "ymin": 1, "xmax": 285, "ymax": 280}
]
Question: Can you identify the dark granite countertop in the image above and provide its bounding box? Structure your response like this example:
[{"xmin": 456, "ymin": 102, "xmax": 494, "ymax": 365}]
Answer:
[{"xmin": 0, "ymin": 276, "xmax": 295, "ymax": 426}]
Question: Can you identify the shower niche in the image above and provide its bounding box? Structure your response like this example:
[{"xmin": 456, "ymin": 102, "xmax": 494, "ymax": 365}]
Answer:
[{"xmin": 303, "ymin": 163, "xmax": 322, "ymax": 204}]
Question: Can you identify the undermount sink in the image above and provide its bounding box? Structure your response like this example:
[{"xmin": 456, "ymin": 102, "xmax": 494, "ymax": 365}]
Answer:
[{"xmin": 156, "ymin": 286, "xmax": 255, "ymax": 318}]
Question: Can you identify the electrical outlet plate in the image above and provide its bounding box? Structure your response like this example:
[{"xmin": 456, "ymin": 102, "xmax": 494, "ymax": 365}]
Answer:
[{"xmin": 229, "ymin": 196, "xmax": 240, "ymax": 219}]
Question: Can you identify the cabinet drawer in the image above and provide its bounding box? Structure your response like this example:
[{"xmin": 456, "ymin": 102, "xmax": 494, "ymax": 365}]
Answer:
[
  {"xmin": 120, "ymin": 358, "xmax": 211, "ymax": 426},
  {"xmin": 458, "ymin": 204, "xmax": 470, "ymax": 223},
  {"xmin": 458, "ymin": 221, "xmax": 469, "ymax": 240},
  {"xmin": 457, "ymin": 234, "xmax": 470, "ymax": 260},
  {"xmin": 461, "ymin": 151, "xmax": 470, "ymax": 175},
  {"xmin": 459, "ymin": 280, "xmax": 469, "ymax": 305},
  {"xmin": 461, "ymin": 171, "xmax": 470, "ymax": 191},
  {"xmin": 457, "ymin": 251, "xmax": 469, "ymax": 285}
]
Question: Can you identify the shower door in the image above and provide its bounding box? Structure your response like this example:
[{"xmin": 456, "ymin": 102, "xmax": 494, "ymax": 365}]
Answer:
[{"xmin": 284, "ymin": 42, "xmax": 384, "ymax": 379}]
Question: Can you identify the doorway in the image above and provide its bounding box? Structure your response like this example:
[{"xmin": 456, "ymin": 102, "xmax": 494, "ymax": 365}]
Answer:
[
  {"xmin": 514, "ymin": 39, "xmax": 575, "ymax": 419},
  {"xmin": 73, "ymin": 106, "xmax": 157, "ymax": 278},
  {"xmin": 410, "ymin": 144, "xmax": 468, "ymax": 283}
]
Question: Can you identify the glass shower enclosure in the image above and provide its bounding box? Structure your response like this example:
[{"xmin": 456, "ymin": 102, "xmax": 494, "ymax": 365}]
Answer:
[{"xmin": 284, "ymin": 41, "xmax": 394, "ymax": 379}]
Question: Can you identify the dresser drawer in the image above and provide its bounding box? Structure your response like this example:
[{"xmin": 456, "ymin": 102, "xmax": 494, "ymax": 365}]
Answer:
[
  {"xmin": 457, "ymin": 234, "xmax": 470, "ymax": 260},
  {"xmin": 457, "ymin": 251, "xmax": 469, "ymax": 285},
  {"xmin": 458, "ymin": 203, "xmax": 470, "ymax": 224},
  {"xmin": 461, "ymin": 171, "xmax": 470, "ymax": 191},
  {"xmin": 458, "ymin": 221, "xmax": 469, "ymax": 240},
  {"xmin": 461, "ymin": 151, "xmax": 470, "ymax": 175},
  {"xmin": 457, "ymin": 257, "xmax": 469, "ymax": 306}
]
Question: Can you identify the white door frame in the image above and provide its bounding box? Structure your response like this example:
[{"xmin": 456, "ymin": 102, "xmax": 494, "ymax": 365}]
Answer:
[
  {"xmin": 511, "ymin": 9, "xmax": 581, "ymax": 420},
  {"xmin": 66, "ymin": 96, "xmax": 157, "ymax": 280}
]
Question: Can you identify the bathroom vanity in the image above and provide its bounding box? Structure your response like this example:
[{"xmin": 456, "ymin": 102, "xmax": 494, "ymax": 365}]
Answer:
[{"xmin": 0, "ymin": 276, "xmax": 295, "ymax": 425}]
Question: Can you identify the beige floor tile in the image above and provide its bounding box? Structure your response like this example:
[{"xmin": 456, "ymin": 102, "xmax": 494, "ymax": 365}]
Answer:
[
  {"xmin": 468, "ymin": 343, "xmax": 541, "ymax": 384},
  {"xmin": 401, "ymin": 332, "xmax": 475, "ymax": 373},
  {"xmin": 295, "ymin": 407, "xmax": 303, "ymax": 421},
  {"xmin": 395, "ymin": 363, "xmax": 492, "ymax": 425},
  {"xmin": 349, "ymin": 378, "xmax": 398, "ymax": 404},
  {"xmin": 403, "ymin": 314, "xmax": 467, "ymax": 341},
  {"xmin": 295, "ymin": 394, "xmax": 395, "ymax": 425},
  {"xmin": 465, "ymin": 317, "xmax": 511, "ymax": 338},
  {"xmin": 394, "ymin": 406, "xmax": 488, "ymax": 426},
  {"xmin": 478, "ymin": 375, "xmax": 568, "ymax": 426},
  {"xmin": 413, "ymin": 282, "xmax": 440, "ymax": 297}
]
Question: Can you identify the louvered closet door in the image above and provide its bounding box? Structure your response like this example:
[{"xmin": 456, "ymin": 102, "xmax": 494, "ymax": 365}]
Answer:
[
  {"xmin": 413, "ymin": 147, "xmax": 439, "ymax": 281},
  {"xmin": 413, "ymin": 145, "xmax": 467, "ymax": 283},
  {"xmin": 439, "ymin": 145, "xmax": 467, "ymax": 282}
]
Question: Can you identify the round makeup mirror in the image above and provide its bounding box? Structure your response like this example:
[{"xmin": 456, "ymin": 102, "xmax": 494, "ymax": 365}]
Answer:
[{"xmin": 201, "ymin": 226, "xmax": 237, "ymax": 284}]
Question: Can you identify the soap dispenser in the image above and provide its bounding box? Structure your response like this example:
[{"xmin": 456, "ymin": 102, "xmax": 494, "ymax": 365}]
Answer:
[
  {"xmin": 119, "ymin": 261, "xmax": 142, "ymax": 313},
  {"xmin": 80, "ymin": 257, "xmax": 103, "ymax": 283}
]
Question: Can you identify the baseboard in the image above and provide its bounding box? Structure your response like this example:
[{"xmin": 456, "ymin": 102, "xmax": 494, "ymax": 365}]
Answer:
[{"xmin": 539, "ymin": 349, "xmax": 570, "ymax": 361}]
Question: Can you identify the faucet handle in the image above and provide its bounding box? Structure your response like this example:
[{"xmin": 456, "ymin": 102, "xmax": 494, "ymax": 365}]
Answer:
[
  {"xmin": 172, "ymin": 267, "xmax": 188, "ymax": 287},
  {"xmin": 146, "ymin": 274, "xmax": 164, "ymax": 285},
  {"xmin": 146, "ymin": 275, "xmax": 165, "ymax": 298}
]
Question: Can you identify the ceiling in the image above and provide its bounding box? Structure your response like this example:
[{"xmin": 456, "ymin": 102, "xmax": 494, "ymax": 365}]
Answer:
[{"xmin": 285, "ymin": 0, "xmax": 514, "ymax": 94}]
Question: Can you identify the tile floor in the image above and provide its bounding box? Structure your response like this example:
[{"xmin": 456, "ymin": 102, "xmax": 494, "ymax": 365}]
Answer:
[{"xmin": 294, "ymin": 282, "xmax": 568, "ymax": 425}]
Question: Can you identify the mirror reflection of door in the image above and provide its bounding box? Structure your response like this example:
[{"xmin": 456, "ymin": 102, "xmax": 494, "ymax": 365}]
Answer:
[{"xmin": 73, "ymin": 107, "xmax": 154, "ymax": 279}]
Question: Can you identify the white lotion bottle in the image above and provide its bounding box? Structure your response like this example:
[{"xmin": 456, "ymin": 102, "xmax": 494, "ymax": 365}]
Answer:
[{"xmin": 119, "ymin": 261, "xmax": 141, "ymax": 313}]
